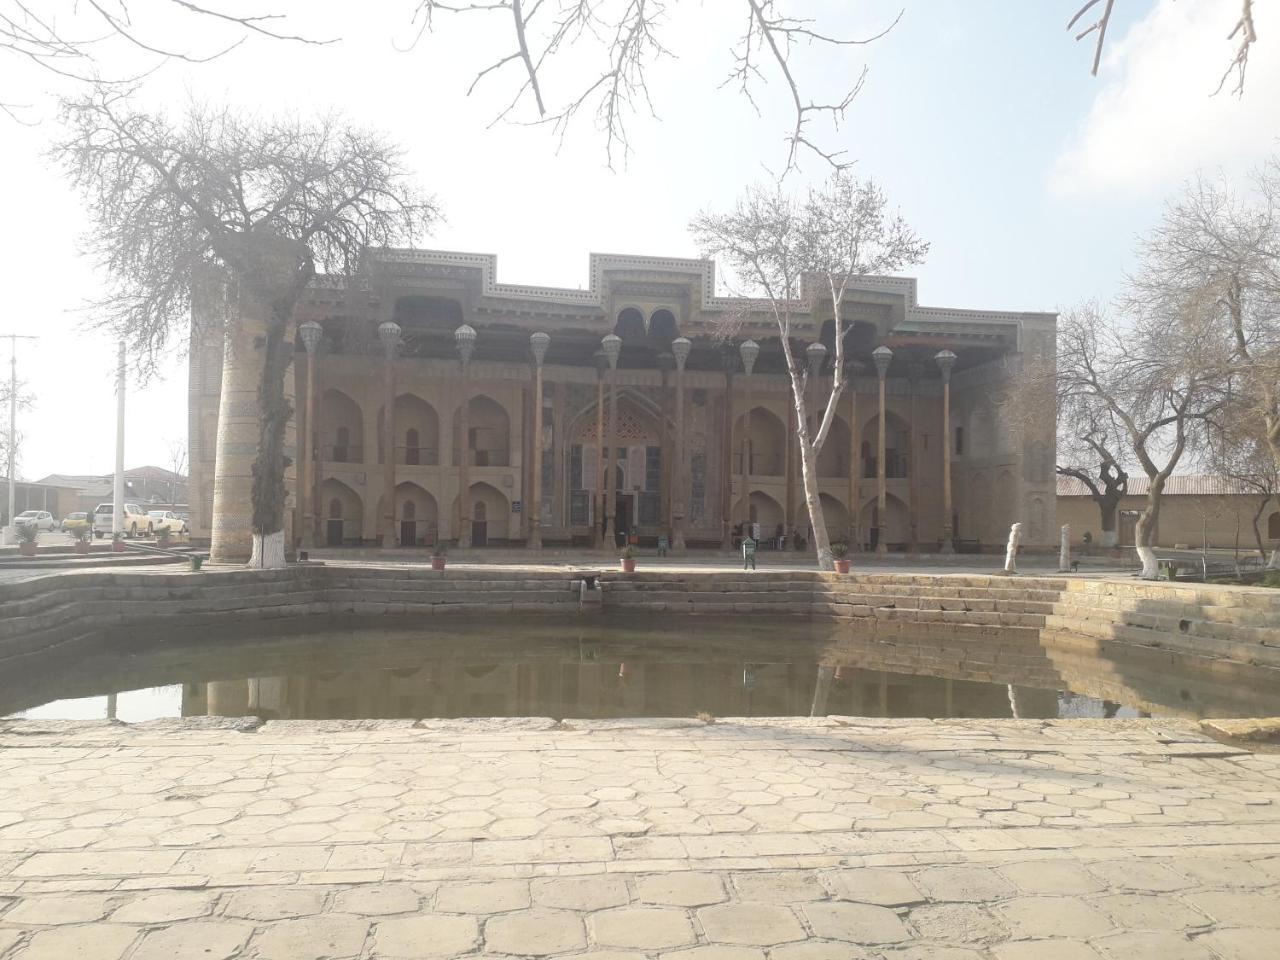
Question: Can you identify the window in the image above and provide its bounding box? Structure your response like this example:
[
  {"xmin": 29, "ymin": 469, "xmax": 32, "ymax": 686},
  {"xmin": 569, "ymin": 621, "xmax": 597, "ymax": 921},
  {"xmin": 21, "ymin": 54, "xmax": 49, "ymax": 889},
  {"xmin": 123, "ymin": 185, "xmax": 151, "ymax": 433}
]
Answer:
[
  {"xmin": 690, "ymin": 453, "xmax": 706, "ymax": 524},
  {"xmin": 955, "ymin": 426, "xmax": 965, "ymax": 456},
  {"xmin": 645, "ymin": 446, "xmax": 661, "ymax": 492},
  {"xmin": 569, "ymin": 444, "xmax": 583, "ymax": 489},
  {"xmin": 1269, "ymin": 511, "xmax": 1280, "ymax": 541}
]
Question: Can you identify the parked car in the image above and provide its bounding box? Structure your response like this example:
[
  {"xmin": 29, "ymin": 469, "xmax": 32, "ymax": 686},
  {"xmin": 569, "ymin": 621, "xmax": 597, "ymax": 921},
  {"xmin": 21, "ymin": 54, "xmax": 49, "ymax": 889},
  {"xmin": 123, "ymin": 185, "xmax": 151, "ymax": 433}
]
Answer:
[
  {"xmin": 148, "ymin": 510, "xmax": 188, "ymax": 535},
  {"xmin": 15, "ymin": 510, "xmax": 56, "ymax": 532},
  {"xmin": 92, "ymin": 503, "xmax": 154, "ymax": 538},
  {"xmin": 60, "ymin": 512, "xmax": 90, "ymax": 533}
]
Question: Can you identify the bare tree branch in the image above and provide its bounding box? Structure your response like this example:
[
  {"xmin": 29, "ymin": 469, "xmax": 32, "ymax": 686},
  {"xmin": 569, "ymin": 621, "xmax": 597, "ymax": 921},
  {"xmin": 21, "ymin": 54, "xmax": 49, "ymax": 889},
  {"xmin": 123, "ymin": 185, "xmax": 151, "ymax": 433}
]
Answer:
[{"xmin": 408, "ymin": 0, "xmax": 899, "ymax": 173}]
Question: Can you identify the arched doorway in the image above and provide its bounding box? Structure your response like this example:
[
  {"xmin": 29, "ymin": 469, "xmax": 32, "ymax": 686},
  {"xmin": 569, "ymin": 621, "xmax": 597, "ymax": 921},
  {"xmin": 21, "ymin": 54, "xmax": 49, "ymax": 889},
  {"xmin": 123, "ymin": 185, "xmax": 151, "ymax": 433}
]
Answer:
[
  {"xmin": 390, "ymin": 393, "xmax": 440, "ymax": 465},
  {"xmin": 861, "ymin": 412, "xmax": 910, "ymax": 479},
  {"xmin": 320, "ymin": 390, "xmax": 363, "ymax": 464},
  {"xmin": 453, "ymin": 395, "xmax": 511, "ymax": 467},
  {"xmin": 395, "ymin": 482, "xmax": 438, "ymax": 547},
  {"xmin": 453, "ymin": 482, "xmax": 509, "ymax": 547},
  {"xmin": 319, "ymin": 479, "xmax": 362, "ymax": 546},
  {"xmin": 733, "ymin": 406, "xmax": 786, "ymax": 476},
  {"xmin": 817, "ymin": 417, "xmax": 852, "ymax": 478},
  {"xmin": 819, "ymin": 493, "xmax": 849, "ymax": 543},
  {"xmin": 860, "ymin": 494, "xmax": 909, "ymax": 551}
]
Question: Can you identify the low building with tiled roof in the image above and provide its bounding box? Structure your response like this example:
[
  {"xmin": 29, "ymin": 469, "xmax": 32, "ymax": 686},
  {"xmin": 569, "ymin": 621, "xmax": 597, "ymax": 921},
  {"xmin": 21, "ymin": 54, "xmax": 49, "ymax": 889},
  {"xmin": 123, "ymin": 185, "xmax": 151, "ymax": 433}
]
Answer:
[{"xmin": 1057, "ymin": 474, "xmax": 1279, "ymax": 550}]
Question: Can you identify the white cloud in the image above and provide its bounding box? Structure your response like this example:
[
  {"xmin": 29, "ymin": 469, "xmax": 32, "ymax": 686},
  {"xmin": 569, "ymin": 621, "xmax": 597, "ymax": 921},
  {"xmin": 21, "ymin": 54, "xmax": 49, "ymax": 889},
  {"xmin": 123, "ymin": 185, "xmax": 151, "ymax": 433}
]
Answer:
[{"xmin": 1052, "ymin": 0, "xmax": 1280, "ymax": 197}]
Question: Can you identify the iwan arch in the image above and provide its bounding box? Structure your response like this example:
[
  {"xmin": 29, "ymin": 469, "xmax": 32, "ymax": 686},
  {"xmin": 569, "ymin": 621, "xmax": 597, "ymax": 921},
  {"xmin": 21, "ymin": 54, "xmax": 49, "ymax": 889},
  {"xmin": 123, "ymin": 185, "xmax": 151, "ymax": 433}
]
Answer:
[{"xmin": 188, "ymin": 250, "xmax": 1057, "ymax": 558}]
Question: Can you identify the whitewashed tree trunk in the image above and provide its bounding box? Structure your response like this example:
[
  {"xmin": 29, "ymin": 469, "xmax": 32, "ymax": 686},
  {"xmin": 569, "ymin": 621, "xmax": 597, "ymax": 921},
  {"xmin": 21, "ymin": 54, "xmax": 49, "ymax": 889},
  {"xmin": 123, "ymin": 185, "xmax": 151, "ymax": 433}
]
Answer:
[
  {"xmin": 797, "ymin": 440, "xmax": 833, "ymax": 570},
  {"xmin": 1059, "ymin": 524, "xmax": 1070, "ymax": 572},
  {"xmin": 249, "ymin": 530, "xmax": 286, "ymax": 569}
]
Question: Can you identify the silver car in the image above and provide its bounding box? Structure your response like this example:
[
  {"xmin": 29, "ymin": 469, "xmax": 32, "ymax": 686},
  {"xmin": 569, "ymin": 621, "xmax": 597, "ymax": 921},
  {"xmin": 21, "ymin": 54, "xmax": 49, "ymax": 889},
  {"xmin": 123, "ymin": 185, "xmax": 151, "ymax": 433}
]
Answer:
[{"xmin": 15, "ymin": 510, "xmax": 56, "ymax": 532}]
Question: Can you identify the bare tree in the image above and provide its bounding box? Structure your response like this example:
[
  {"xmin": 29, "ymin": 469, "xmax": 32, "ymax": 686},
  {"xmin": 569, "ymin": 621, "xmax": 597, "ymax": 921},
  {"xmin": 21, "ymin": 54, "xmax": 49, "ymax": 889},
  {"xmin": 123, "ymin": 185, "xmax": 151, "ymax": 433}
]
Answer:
[
  {"xmin": 1056, "ymin": 298, "xmax": 1226, "ymax": 579},
  {"xmin": 1128, "ymin": 168, "xmax": 1280, "ymax": 514},
  {"xmin": 1, "ymin": 1, "xmax": 321, "ymax": 120},
  {"xmin": 1013, "ymin": 333, "xmax": 1129, "ymax": 547},
  {"xmin": 690, "ymin": 172, "xmax": 927, "ymax": 569},
  {"xmin": 1069, "ymin": 0, "xmax": 1259, "ymax": 95},
  {"xmin": 54, "ymin": 88, "xmax": 440, "ymax": 567},
  {"xmin": 1205, "ymin": 417, "xmax": 1278, "ymax": 564},
  {"xmin": 165, "ymin": 437, "xmax": 189, "ymax": 505},
  {"xmin": 407, "ymin": 0, "xmax": 901, "ymax": 173},
  {"xmin": 0, "ymin": 378, "xmax": 31, "ymax": 489}
]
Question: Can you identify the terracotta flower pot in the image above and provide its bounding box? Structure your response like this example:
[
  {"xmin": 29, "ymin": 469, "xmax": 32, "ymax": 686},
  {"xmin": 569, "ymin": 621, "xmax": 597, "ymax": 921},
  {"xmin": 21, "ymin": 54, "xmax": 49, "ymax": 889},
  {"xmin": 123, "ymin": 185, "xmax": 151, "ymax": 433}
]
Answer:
[
  {"xmin": 620, "ymin": 558, "xmax": 636, "ymax": 573},
  {"xmin": 431, "ymin": 556, "xmax": 446, "ymax": 571},
  {"xmin": 19, "ymin": 542, "xmax": 37, "ymax": 557},
  {"xmin": 74, "ymin": 541, "xmax": 90, "ymax": 555},
  {"xmin": 111, "ymin": 540, "xmax": 126, "ymax": 553},
  {"xmin": 834, "ymin": 559, "xmax": 851, "ymax": 574}
]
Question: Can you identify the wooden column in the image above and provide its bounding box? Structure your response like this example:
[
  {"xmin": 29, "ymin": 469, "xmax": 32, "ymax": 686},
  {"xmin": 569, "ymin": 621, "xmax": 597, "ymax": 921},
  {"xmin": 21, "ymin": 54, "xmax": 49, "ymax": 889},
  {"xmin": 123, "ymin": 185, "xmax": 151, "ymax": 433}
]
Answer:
[
  {"xmin": 298, "ymin": 321, "xmax": 322, "ymax": 549},
  {"xmin": 529, "ymin": 332, "xmax": 549, "ymax": 549},
  {"xmin": 455, "ymin": 324, "xmax": 476, "ymax": 548},
  {"xmin": 593, "ymin": 354, "xmax": 607, "ymax": 548},
  {"xmin": 672, "ymin": 339, "xmax": 690, "ymax": 552},
  {"xmin": 602, "ymin": 334, "xmax": 621, "ymax": 547},
  {"xmin": 872, "ymin": 346, "xmax": 892, "ymax": 555},
  {"xmin": 847, "ymin": 364, "xmax": 859, "ymax": 550},
  {"xmin": 659, "ymin": 354, "xmax": 674, "ymax": 540},
  {"xmin": 936, "ymin": 350, "xmax": 957, "ymax": 553},
  {"xmin": 720, "ymin": 361, "xmax": 734, "ymax": 550},
  {"xmin": 378, "ymin": 321, "xmax": 400, "ymax": 548},
  {"xmin": 908, "ymin": 363, "xmax": 922, "ymax": 553}
]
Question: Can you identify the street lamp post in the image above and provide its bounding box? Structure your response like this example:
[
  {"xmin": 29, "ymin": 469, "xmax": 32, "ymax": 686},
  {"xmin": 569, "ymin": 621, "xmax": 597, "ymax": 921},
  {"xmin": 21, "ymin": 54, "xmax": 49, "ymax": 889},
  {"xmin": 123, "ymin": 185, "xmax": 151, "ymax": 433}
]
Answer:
[
  {"xmin": 935, "ymin": 349, "xmax": 957, "ymax": 554},
  {"xmin": 738, "ymin": 339, "xmax": 759, "ymax": 538},
  {"xmin": 113, "ymin": 342, "xmax": 126, "ymax": 538},
  {"xmin": 455, "ymin": 324, "xmax": 476, "ymax": 548},
  {"xmin": 601, "ymin": 333, "xmax": 622, "ymax": 549},
  {"xmin": 528, "ymin": 332, "xmax": 550, "ymax": 550},
  {"xmin": 298, "ymin": 320, "xmax": 323, "ymax": 549},
  {"xmin": 378, "ymin": 320, "xmax": 401, "ymax": 547},
  {"xmin": 872, "ymin": 345, "xmax": 893, "ymax": 555},
  {"xmin": 671, "ymin": 337, "xmax": 691, "ymax": 553}
]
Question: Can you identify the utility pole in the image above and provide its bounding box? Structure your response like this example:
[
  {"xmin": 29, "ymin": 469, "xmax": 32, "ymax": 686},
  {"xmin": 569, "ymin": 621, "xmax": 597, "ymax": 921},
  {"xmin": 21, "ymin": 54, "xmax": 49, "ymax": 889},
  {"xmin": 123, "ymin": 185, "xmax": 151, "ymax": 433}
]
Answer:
[
  {"xmin": 113, "ymin": 343, "xmax": 126, "ymax": 537},
  {"xmin": 2, "ymin": 334, "xmax": 37, "ymax": 543}
]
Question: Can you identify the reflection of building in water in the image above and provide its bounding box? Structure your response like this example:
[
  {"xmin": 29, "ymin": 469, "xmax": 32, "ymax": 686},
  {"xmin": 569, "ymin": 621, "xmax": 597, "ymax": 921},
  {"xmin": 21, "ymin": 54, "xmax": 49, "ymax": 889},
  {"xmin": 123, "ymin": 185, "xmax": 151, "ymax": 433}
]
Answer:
[{"xmin": 186, "ymin": 659, "xmax": 1052, "ymax": 722}]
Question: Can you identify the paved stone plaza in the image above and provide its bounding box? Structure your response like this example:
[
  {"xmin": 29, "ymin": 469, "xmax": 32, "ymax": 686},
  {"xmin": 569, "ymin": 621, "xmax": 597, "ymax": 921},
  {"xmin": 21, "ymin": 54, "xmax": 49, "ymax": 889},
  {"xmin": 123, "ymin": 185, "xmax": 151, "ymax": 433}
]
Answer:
[{"xmin": 0, "ymin": 716, "xmax": 1277, "ymax": 958}]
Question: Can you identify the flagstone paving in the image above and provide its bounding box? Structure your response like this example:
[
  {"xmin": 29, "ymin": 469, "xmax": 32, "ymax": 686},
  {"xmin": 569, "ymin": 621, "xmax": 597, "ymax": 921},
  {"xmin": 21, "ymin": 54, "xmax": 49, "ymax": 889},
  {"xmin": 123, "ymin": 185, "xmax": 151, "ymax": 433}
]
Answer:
[{"xmin": 0, "ymin": 716, "xmax": 1277, "ymax": 958}]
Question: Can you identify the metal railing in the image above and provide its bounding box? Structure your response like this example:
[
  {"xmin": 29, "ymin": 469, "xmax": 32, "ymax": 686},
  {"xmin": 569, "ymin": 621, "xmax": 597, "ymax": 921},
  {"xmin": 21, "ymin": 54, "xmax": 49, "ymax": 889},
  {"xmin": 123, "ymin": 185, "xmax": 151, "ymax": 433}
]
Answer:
[
  {"xmin": 395, "ymin": 446, "xmax": 439, "ymax": 466},
  {"xmin": 319, "ymin": 444, "xmax": 365, "ymax": 464}
]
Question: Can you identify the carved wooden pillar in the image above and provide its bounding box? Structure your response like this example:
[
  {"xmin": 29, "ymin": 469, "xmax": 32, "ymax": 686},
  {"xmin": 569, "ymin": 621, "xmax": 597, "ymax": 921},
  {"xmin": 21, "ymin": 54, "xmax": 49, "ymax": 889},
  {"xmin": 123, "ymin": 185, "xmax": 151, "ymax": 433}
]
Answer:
[
  {"xmin": 936, "ymin": 350, "xmax": 957, "ymax": 553},
  {"xmin": 593, "ymin": 352, "xmax": 607, "ymax": 549},
  {"xmin": 872, "ymin": 345, "xmax": 892, "ymax": 556},
  {"xmin": 602, "ymin": 334, "xmax": 621, "ymax": 547},
  {"xmin": 528, "ymin": 332, "xmax": 549, "ymax": 549},
  {"xmin": 720, "ymin": 355, "xmax": 735, "ymax": 550},
  {"xmin": 846, "ymin": 361, "xmax": 861, "ymax": 551},
  {"xmin": 671, "ymin": 338, "xmax": 691, "ymax": 552},
  {"xmin": 455, "ymin": 324, "xmax": 476, "ymax": 548},
  {"xmin": 378, "ymin": 321, "xmax": 400, "ymax": 548},
  {"xmin": 298, "ymin": 321, "xmax": 322, "ymax": 549},
  {"xmin": 908, "ymin": 362, "xmax": 923, "ymax": 553}
]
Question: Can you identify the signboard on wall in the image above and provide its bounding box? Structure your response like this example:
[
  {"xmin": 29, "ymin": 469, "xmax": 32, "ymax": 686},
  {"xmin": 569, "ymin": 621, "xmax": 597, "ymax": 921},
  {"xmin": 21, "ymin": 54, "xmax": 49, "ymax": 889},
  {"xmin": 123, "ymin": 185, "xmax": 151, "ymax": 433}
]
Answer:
[{"xmin": 511, "ymin": 500, "xmax": 522, "ymax": 513}]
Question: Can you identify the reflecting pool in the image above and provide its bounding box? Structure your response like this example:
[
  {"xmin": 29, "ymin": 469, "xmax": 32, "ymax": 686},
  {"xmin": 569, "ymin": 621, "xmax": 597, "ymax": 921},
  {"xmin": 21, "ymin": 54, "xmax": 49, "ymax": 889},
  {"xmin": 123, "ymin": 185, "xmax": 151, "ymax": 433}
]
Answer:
[{"xmin": 4, "ymin": 614, "xmax": 1278, "ymax": 721}]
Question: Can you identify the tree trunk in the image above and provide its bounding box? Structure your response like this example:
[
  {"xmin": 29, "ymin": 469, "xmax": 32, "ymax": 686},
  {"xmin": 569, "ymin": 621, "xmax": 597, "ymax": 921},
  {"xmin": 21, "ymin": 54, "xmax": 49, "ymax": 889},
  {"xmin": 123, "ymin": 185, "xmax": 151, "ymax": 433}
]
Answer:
[
  {"xmin": 248, "ymin": 308, "xmax": 293, "ymax": 569},
  {"xmin": 1135, "ymin": 480, "xmax": 1165, "ymax": 580},
  {"xmin": 797, "ymin": 440, "xmax": 833, "ymax": 570},
  {"xmin": 1098, "ymin": 498, "xmax": 1120, "ymax": 546}
]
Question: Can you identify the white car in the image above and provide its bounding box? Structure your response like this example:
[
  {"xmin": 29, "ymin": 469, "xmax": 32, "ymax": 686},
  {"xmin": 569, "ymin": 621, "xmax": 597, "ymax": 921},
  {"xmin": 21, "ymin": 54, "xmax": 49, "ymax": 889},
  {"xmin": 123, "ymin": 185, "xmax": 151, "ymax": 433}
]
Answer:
[
  {"xmin": 148, "ymin": 510, "xmax": 188, "ymax": 535},
  {"xmin": 14, "ymin": 510, "xmax": 56, "ymax": 532},
  {"xmin": 92, "ymin": 503, "xmax": 154, "ymax": 539}
]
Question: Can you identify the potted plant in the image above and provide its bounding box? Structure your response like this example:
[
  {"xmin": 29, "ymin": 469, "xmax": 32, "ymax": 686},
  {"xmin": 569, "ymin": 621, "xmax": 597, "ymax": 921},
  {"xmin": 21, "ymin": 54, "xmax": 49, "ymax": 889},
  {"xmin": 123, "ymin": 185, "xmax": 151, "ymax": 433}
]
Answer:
[
  {"xmin": 431, "ymin": 543, "xmax": 447, "ymax": 571},
  {"xmin": 71, "ymin": 524, "xmax": 92, "ymax": 554},
  {"xmin": 156, "ymin": 525, "xmax": 173, "ymax": 547},
  {"xmin": 620, "ymin": 545, "xmax": 636, "ymax": 573},
  {"xmin": 16, "ymin": 523, "xmax": 38, "ymax": 557},
  {"xmin": 831, "ymin": 541, "xmax": 851, "ymax": 574},
  {"xmin": 111, "ymin": 531, "xmax": 126, "ymax": 553}
]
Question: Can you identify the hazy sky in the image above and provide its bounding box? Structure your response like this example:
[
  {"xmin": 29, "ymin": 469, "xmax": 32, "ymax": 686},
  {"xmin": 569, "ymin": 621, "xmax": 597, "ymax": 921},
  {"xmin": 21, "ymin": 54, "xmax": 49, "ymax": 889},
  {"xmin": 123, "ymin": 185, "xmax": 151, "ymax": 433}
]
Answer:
[{"xmin": 1, "ymin": 0, "xmax": 1276, "ymax": 484}]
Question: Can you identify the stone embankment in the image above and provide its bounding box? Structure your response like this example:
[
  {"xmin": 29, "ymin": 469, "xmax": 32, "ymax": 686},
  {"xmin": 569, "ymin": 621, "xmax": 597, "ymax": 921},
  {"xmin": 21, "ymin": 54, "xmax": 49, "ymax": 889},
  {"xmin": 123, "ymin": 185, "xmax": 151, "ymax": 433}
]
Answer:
[{"xmin": 1, "ymin": 566, "xmax": 1278, "ymax": 670}]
